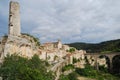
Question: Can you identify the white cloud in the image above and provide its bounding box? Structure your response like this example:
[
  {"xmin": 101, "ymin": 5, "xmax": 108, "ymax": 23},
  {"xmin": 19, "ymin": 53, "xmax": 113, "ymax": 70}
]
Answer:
[{"xmin": 0, "ymin": 0, "xmax": 120, "ymax": 43}]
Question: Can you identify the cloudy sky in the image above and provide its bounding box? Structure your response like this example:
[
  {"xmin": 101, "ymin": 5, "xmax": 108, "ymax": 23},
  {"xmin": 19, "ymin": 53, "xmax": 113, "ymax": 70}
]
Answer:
[{"xmin": 0, "ymin": 0, "xmax": 120, "ymax": 43}]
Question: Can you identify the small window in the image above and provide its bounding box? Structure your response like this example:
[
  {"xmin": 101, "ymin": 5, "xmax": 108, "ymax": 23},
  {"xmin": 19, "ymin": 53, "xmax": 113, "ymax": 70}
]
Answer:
[
  {"xmin": 9, "ymin": 12, "xmax": 12, "ymax": 16},
  {"xmin": 10, "ymin": 24, "xmax": 13, "ymax": 26},
  {"xmin": 9, "ymin": 23, "xmax": 13, "ymax": 26}
]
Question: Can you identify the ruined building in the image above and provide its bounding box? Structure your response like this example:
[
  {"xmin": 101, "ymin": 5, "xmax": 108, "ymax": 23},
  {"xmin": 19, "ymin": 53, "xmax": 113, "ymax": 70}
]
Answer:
[
  {"xmin": 2, "ymin": 1, "xmax": 38, "ymax": 58},
  {"xmin": 9, "ymin": 1, "xmax": 21, "ymax": 36}
]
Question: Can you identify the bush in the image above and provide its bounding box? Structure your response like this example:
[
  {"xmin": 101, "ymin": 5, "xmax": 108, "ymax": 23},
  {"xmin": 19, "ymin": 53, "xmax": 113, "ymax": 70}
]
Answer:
[
  {"xmin": 0, "ymin": 54, "xmax": 54, "ymax": 80},
  {"xmin": 59, "ymin": 74, "xmax": 69, "ymax": 80},
  {"xmin": 68, "ymin": 72, "xmax": 78, "ymax": 80},
  {"xmin": 73, "ymin": 58, "xmax": 79, "ymax": 64},
  {"xmin": 75, "ymin": 64, "xmax": 119, "ymax": 80},
  {"xmin": 67, "ymin": 48, "xmax": 75, "ymax": 53},
  {"xmin": 62, "ymin": 64, "xmax": 74, "ymax": 72},
  {"xmin": 59, "ymin": 72, "xmax": 78, "ymax": 80},
  {"xmin": 76, "ymin": 65, "xmax": 98, "ymax": 78},
  {"xmin": 22, "ymin": 33, "xmax": 40, "ymax": 46},
  {"xmin": 99, "ymin": 65, "xmax": 108, "ymax": 73}
]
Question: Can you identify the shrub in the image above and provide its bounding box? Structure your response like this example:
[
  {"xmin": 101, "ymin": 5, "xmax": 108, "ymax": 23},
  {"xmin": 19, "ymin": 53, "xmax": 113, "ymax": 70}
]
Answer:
[
  {"xmin": 59, "ymin": 72, "xmax": 78, "ymax": 80},
  {"xmin": 62, "ymin": 64, "xmax": 74, "ymax": 72},
  {"xmin": 0, "ymin": 54, "xmax": 54, "ymax": 80},
  {"xmin": 22, "ymin": 33, "xmax": 40, "ymax": 46}
]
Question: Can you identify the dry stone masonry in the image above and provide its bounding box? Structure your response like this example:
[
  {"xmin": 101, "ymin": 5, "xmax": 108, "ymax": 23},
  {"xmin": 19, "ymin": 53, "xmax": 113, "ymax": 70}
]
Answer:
[{"xmin": 9, "ymin": 1, "xmax": 21, "ymax": 36}]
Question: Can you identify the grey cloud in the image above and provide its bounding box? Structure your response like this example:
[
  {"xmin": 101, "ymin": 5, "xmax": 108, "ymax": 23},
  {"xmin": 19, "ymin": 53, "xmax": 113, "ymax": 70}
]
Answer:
[
  {"xmin": 0, "ymin": 0, "xmax": 120, "ymax": 43},
  {"xmin": 19, "ymin": 0, "xmax": 120, "ymax": 43}
]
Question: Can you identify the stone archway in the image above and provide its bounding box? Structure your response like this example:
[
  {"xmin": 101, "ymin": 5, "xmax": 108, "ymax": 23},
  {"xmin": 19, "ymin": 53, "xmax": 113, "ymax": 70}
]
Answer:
[
  {"xmin": 112, "ymin": 55, "xmax": 120, "ymax": 74},
  {"xmin": 85, "ymin": 52, "xmax": 120, "ymax": 72},
  {"xmin": 98, "ymin": 55, "xmax": 110, "ymax": 72}
]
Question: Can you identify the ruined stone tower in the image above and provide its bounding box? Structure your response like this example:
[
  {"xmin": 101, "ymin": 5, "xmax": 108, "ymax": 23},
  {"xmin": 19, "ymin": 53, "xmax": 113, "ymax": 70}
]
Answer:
[{"xmin": 9, "ymin": 1, "xmax": 21, "ymax": 36}]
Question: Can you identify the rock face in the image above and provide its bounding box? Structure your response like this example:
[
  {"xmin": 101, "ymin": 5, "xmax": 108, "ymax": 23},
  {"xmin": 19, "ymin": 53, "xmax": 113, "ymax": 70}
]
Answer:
[
  {"xmin": 9, "ymin": 1, "xmax": 21, "ymax": 36},
  {"xmin": 3, "ymin": 35, "xmax": 38, "ymax": 58}
]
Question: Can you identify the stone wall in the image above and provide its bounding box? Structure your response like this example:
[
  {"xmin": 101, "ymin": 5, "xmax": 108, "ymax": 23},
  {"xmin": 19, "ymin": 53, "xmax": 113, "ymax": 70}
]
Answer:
[
  {"xmin": 86, "ymin": 55, "xmax": 107, "ymax": 67},
  {"xmin": 9, "ymin": 1, "xmax": 21, "ymax": 36},
  {"xmin": 73, "ymin": 50, "xmax": 86, "ymax": 60},
  {"xmin": 39, "ymin": 49, "xmax": 67, "ymax": 62}
]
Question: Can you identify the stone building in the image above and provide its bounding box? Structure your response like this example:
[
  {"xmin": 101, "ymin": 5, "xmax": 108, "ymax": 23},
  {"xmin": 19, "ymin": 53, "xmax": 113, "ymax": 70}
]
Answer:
[
  {"xmin": 73, "ymin": 50, "xmax": 86, "ymax": 60},
  {"xmin": 41, "ymin": 40, "xmax": 63, "ymax": 50},
  {"xmin": 9, "ymin": 1, "xmax": 21, "ymax": 36},
  {"xmin": 73, "ymin": 50, "xmax": 86, "ymax": 68},
  {"xmin": 62, "ymin": 45, "xmax": 70, "ymax": 51},
  {"xmin": 39, "ymin": 40, "xmax": 68, "ymax": 62},
  {"xmin": 0, "ymin": 1, "xmax": 88, "ymax": 71}
]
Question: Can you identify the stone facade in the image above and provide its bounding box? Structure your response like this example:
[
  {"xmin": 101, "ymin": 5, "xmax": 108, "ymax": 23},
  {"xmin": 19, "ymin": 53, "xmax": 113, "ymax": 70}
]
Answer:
[
  {"xmin": 9, "ymin": 1, "xmax": 21, "ymax": 36},
  {"xmin": 73, "ymin": 50, "xmax": 86, "ymax": 60},
  {"xmin": 73, "ymin": 50, "xmax": 86, "ymax": 68},
  {"xmin": 41, "ymin": 40, "xmax": 63, "ymax": 50},
  {"xmin": 39, "ymin": 40, "xmax": 68, "ymax": 63},
  {"xmin": 62, "ymin": 45, "xmax": 70, "ymax": 51},
  {"xmin": 39, "ymin": 40, "xmax": 87, "ymax": 67},
  {"xmin": 86, "ymin": 55, "xmax": 107, "ymax": 67},
  {"xmin": 0, "ymin": 2, "xmax": 88, "ymax": 76},
  {"xmin": 97, "ymin": 58, "xmax": 107, "ymax": 67}
]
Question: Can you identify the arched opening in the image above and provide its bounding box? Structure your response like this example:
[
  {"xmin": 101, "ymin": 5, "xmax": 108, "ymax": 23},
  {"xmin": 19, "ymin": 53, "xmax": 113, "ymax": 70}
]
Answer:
[
  {"xmin": 98, "ymin": 55, "xmax": 110, "ymax": 72},
  {"xmin": 112, "ymin": 55, "xmax": 120, "ymax": 75}
]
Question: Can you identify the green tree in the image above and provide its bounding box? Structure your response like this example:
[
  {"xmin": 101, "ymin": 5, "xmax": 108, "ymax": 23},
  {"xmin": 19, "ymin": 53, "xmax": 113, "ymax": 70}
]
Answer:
[
  {"xmin": 0, "ymin": 54, "xmax": 54, "ymax": 80},
  {"xmin": 59, "ymin": 74, "xmax": 69, "ymax": 80},
  {"xmin": 59, "ymin": 72, "xmax": 78, "ymax": 80}
]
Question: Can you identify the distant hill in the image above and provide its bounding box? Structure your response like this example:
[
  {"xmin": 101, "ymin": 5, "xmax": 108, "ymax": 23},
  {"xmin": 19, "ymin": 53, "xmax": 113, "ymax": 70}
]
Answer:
[{"xmin": 67, "ymin": 39, "xmax": 120, "ymax": 53}]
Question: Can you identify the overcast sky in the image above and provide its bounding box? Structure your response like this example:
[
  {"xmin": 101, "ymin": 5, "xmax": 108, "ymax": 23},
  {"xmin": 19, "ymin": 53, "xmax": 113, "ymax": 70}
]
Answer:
[{"xmin": 0, "ymin": 0, "xmax": 120, "ymax": 43}]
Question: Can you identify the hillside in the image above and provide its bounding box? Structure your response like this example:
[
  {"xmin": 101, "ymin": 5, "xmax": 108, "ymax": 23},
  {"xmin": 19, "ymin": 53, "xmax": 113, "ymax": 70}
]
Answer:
[{"xmin": 67, "ymin": 39, "xmax": 120, "ymax": 53}]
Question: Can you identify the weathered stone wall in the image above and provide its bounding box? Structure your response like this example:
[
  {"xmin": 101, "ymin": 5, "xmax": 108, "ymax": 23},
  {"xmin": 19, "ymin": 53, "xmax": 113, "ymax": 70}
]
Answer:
[
  {"xmin": 86, "ymin": 55, "xmax": 107, "ymax": 67},
  {"xmin": 97, "ymin": 58, "xmax": 107, "ymax": 67},
  {"xmin": 73, "ymin": 50, "xmax": 86, "ymax": 60},
  {"xmin": 62, "ymin": 45, "xmax": 70, "ymax": 51},
  {"xmin": 9, "ymin": 1, "xmax": 21, "ymax": 36},
  {"xmin": 39, "ymin": 49, "xmax": 67, "ymax": 62},
  {"xmin": 57, "ymin": 40, "xmax": 62, "ymax": 49}
]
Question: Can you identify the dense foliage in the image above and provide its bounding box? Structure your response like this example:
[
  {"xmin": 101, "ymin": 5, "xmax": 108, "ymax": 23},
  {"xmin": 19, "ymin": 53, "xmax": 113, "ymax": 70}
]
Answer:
[
  {"xmin": 67, "ymin": 48, "xmax": 75, "ymax": 53},
  {"xmin": 67, "ymin": 39, "xmax": 120, "ymax": 53},
  {"xmin": 62, "ymin": 64, "xmax": 74, "ymax": 72},
  {"xmin": 59, "ymin": 72, "xmax": 78, "ymax": 80},
  {"xmin": 76, "ymin": 65, "xmax": 97, "ymax": 78},
  {"xmin": 60, "ymin": 64, "xmax": 119, "ymax": 80},
  {"xmin": 73, "ymin": 58, "xmax": 80, "ymax": 64},
  {"xmin": 76, "ymin": 65, "xmax": 119, "ymax": 80},
  {"xmin": 0, "ymin": 54, "xmax": 54, "ymax": 80}
]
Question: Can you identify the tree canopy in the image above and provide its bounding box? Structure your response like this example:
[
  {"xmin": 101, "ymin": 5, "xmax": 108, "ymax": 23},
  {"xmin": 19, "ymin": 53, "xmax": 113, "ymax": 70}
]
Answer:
[
  {"xmin": 0, "ymin": 54, "xmax": 54, "ymax": 80},
  {"xmin": 67, "ymin": 39, "xmax": 120, "ymax": 53}
]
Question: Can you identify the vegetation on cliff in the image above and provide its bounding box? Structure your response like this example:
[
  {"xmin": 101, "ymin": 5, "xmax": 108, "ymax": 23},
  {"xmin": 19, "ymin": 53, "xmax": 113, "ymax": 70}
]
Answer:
[
  {"xmin": 59, "ymin": 72, "xmax": 78, "ymax": 80},
  {"xmin": 67, "ymin": 39, "xmax": 120, "ymax": 53},
  {"xmin": 22, "ymin": 33, "xmax": 40, "ymax": 46},
  {"xmin": 0, "ymin": 54, "xmax": 54, "ymax": 80},
  {"xmin": 60, "ymin": 64, "xmax": 119, "ymax": 80},
  {"xmin": 76, "ymin": 64, "xmax": 119, "ymax": 80},
  {"xmin": 62, "ymin": 64, "xmax": 74, "ymax": 72}
]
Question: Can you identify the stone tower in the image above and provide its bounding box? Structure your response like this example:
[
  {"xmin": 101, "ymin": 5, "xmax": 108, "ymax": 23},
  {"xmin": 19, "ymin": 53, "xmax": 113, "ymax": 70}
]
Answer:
[{"xmin": 9, "ymin": 1, "xmax": 21, "ymax": 36}]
